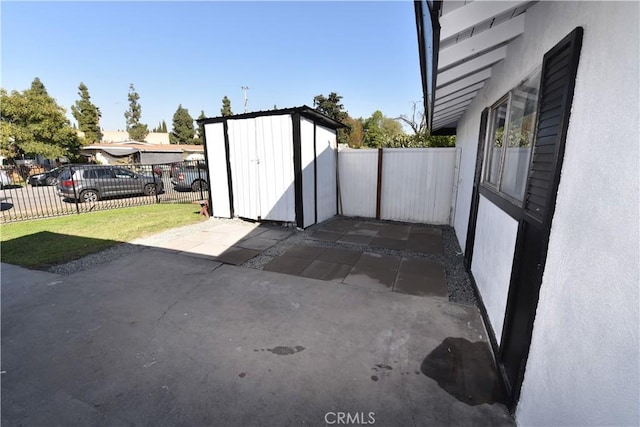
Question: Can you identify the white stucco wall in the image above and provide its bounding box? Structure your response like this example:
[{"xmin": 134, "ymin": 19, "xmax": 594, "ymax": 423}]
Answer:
[
  {"xmin": 470, "ymin": 195, "xmax": 518, "ymax": 342},
  {"xmin": 451, "ymin": 1, "xmax": 639, "ymax": 425},
  {"xmin": 515, "ymin": 2, "xmax": 640, "ymax": 425}
]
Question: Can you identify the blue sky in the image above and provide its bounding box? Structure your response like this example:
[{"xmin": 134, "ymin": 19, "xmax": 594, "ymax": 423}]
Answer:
[{"xmin": 1, "ymin": 1, "xmax": 422, "ymax": 131}]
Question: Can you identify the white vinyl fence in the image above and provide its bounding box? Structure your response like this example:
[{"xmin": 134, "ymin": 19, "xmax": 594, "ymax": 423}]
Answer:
[{"xmin": 338, "ymin": 148, "xmax": 460, "ymax": 225}]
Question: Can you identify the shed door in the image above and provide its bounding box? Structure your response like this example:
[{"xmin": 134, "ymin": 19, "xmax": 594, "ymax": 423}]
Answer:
[
  {"xmin": 227, "ymin": 116, "xmax": 296, "ymax": 222},
  {"xmin": 499, "ymin": 27, "xmax": 583, "ymax": 407},
  {"xmin": 227, "ymin": 118, "xmax": 261, "ymax": 220}
]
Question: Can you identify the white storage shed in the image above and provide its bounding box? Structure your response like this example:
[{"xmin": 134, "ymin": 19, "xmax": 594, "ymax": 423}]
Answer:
[{"xmin": 198, "ymin": 106, "xmax": 345, "ymax": 228}]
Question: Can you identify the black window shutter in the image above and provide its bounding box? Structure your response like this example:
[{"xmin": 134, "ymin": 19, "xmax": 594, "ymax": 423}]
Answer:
[
  {"xmin": 524, "ymin": 27, "xmax": 583, "ymax": 225},
  {"xmin": 464, "ymin": 108, "xmax": 489, "ymax": 270}
]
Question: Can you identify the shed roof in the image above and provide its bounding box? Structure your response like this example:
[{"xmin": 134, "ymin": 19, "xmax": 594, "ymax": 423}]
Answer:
[{"xmin": 197, "ymin": 105, "xmax": 346, "ymax": 130}]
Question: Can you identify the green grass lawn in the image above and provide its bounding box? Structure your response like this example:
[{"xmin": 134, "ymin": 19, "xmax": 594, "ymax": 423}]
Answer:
[{"xmin": 1, "ymin": 204, "xmax": 205, "ymax": 269}]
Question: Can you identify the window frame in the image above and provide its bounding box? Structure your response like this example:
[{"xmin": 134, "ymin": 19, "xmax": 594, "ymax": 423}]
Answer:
[{"xmin": 481, "ymin": 68, "xmax": 541, "ymax": 207}]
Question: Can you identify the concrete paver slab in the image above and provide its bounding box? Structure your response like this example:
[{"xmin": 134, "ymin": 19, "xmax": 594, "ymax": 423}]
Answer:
[
  {"xmin": 369, "ymin": 236, "xmax": 407, "ymax": 251},
  {"xmin": 156, "ymin": 238, "xmax": 203, "ymax": 251},
  {"xmin": 337, "ymin": 233, "xmax": 374, "ymax": 246},
  {"xmin": 300, "ymin": 260, "xmax": 354, "ymax": 282},
  {"xmin": 186, "ymin": 242, "xmax": 232, "ymax": 257},
  {"xmin": 406, "ymin": 236, "xmax": 443, "ymax": 254},
  {"xmin": 1, "ymin": 252, "xmax": 512, "ymax": 426},
  {"xmin": 394, "ymin": 258, "xmax": 448, "ymax": 298},
  {"xmin": 377, "ymin": 224, "xmax": 411, "ymax": 240},
  {"xmin": 342, "ymin": 252, "xmax": 401, "ymax": 291},
  {"xmin": 316, "ymin": 247, "xmax": 362, "ymax": 265},
  {"xmin": 285, "ymin": 245, "xmax": 326, "ymax": 259},
  {"xmin": 322, "ymin": 219, "xmax": 358, "ymax": 233},
  {"xmin": 263, "ymin": 255, "xmax": 314, "ymax": 275},
  {"xmin": 309, "ymin": 230, "xmax": 344, "ymax": 242},
  {"xmin": 354, "ymin": 221, "xmax": 385, "ymax": 231},
  {"xmin": 258, "ymin": 229, "xmax": 293, "ymax": 241},
  {"xmin": 216, "ymin": 247, "xmax": 261, "ymax": 265},
  {"xmin": 235, "ymin": 236, "xmax": 279, "ymax": 251}
]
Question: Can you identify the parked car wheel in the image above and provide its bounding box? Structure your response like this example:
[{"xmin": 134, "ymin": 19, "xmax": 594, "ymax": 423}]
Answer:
[
  {"xmin": 80, "ymin": 189, "xmax": 100, "ymax": 203},
  {"xmin": 144, "ymin": 183, "xmax": 158, "ymax": 196},
  {"xmin": 45, "ymin": 176, "xmax": 57, "ymax": 186},
  {"xmin": 191, "ymin": 180, "xmax": 208, "ymax": 192}
]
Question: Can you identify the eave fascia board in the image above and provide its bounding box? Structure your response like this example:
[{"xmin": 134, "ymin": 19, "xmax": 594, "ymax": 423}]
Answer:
[
  {"xmin": 440, "ymin": 0, "xmax": 528, "ymax": 41},
  {"xmin": 437, "ymin": 45, "xmax": 506, "ymax": 86},
  {"xmin": 435, "ymin": 89, "xmax": 479, "ymax": 110},
  {"xmin": 436, "ymin": 81, "xmax": 485, "ymax": 105},
  {"xmin": 438, "ymin": 14, "xmax": 524, "ymax": 70},
  {"xmin": 433, "ymin": 112, "xmax": 463, "ymax": 126},
  {"xmin": 436, "ymin": 68, "xmax": 492, "ymax": 98},
  {"xmin": 433, "ymin": 101, "xmax": 472, "ymax": 119}
]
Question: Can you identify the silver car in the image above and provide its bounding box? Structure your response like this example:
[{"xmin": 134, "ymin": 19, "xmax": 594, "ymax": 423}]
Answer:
[{"xmin": 57, "ymin": 165, "xmax": 164, "ymax": 202}]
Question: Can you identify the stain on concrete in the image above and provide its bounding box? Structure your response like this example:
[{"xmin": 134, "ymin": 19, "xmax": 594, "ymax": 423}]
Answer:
[
  {"xmin": 266, "ymin": 346, "xmax": 305, "ymax": 356},
  {"xmin": 371, "ymin": 375, "xmax": 379, "ymax": 382},
  {"xmin": 374, "ymin": 364, "xmax": 393, "ymax": 371},
  {"xmin": 238, "ymin": 372, "xmax": 246, "ymax": 378},
  {"xmin": 420, "ymin": 337, "xmax": 505, "ymax": 406}
]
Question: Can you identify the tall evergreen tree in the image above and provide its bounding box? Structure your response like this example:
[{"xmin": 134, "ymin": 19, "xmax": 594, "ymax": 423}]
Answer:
[
  {"xmin": 170, "ymin": 104, "xmax": 195, "ymax": 144},
  {"xmin": 313, "ymin": 92, "xmax": 349, "ymax": 145},
  {"xmin": 221, "ymin": 96, "xmax": 232, "ymax": 116},
  {"xmin": 1, "ymin": 78, "xmax": 83, "ymax": 160},
  {"xmin": 71, "ymin": 82, "xmax": 102, "ymax": 144},
  {"xmin": 124, "ymin": 84, "xmax": 148, "ymax": 141},
  {"xmin": 194, "ymin": 110, "xmax": 206, "ymax": 145},
  {"xmin": 161, "ymin": 120, "xmax": 168, "ymax": 133}
]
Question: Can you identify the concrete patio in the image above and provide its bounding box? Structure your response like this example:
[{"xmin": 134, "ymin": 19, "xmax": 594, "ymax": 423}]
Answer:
[{"xmin": 1, "ymin": 218, "xmax": 513, "ymax": 426}]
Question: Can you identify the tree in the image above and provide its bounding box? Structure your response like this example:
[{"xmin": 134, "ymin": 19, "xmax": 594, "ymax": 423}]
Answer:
[
  {"xmin": 362, "ymin": 110, "xmax": 406, "ymax": 148},
  {"xmin": 343, "ymin": 116, "xmax": 364, "ymax": 148},
  {"xmin": 161, "ymin": 120, "xmax": 168, "ymax": 133},
  {"xmin": 221, "ymin": 96, "xmax": 232, "ymax": 116},
  {"xmin": 391, "ymin": 102, "xmax": 456, "ymax": 148},
  {"xmin": 124, "ymin": 84, "xmax": 148, "ymax": 142},
  {"xmin": 170, "ymin": 104, "xmax": 195, "ymax": 144},
  {"xmin": 71, "ymin": 82, "xmax": 102, "ymax": 144},
  {"xmin": 0, "ymin": 78, "xmax": 83, "ymax": 161},
  {"xmin": 194, "ymin": 110, "xmax": 206, "ymax": 145},
  {"xmin": 313, "ymin": 92, "xmax": 349, "ymax": 144}
]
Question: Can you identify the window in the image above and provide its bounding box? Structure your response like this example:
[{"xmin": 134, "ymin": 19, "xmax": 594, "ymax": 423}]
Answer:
[
  {"xmin": 482, "ymin": 68, "xmax": 541, "ymax": 202},
  {"xmin": 113, "ymin": 168, "xmax": 135, "ymax": 179}
]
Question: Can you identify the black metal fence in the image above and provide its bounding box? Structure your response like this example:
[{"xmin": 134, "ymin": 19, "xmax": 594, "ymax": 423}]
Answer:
[{"xmin": 0, "ymin": 161, "xmax": 209, "ymax": 222}]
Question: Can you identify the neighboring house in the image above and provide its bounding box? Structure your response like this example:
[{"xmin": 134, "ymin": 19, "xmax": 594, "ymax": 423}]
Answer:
[
  {"xmin": 81, "ymin": 142, "xmax": 204, "ymax": 165},
  {"xmin": 198, "ymin": 106, "xmax": 345, "ymax": 228},
  {"xmin": 416, "ymin": 1, "xmax": 638, "ymax": 425},
  {"xmin": 101, "ymin": 131, "xmax": 170, "ymax": 145}
]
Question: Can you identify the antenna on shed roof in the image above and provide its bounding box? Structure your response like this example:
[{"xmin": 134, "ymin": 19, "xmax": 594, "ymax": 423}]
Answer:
[{"xmin": 241, "ymin": 86, "xmax": 249, "ymax": 113}]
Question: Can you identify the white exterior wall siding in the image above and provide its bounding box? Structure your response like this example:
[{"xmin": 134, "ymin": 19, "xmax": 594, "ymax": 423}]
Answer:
[
  {"xmin": 470, "ymin": 195, "xmax": 518, "ymax": 342},
  {"xmin": 300, "ymin": 118, "xmax": 316, "ymax": 227},
  {"xmin": 204, "ymin": 122, "xmax": 231, "ymax": 218},
  {"xmin": 449, "ymin": 1, "xmax": 639, "ymax": 424},
  {"xmin": 380, "ymin": 148, "xmax": 457, "ymax": 224},
  {"xmin": 337, "ymin": 150, "xmax": 378, "ymax": 218},
  {"xmin": 254, "ymin": 115, "xmax": 295, "ymax": 222}
]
